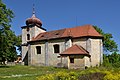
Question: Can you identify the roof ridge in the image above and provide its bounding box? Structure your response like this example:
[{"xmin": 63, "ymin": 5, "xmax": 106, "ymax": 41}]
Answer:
[
  {"xmin": 75, "ymin": 44, "xmax": 89, "ymax": 54},
  {"xmin": 80, "ymin": 46, "xmax": 89, "ymax": 54},
  {"xmin": 75, "ymin": 44, "xmax": 84, "ymax": 52}
]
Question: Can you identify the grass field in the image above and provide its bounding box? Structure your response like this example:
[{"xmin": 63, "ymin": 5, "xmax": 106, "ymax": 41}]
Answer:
[
  {"xmin": 0, "ymin": 65, "xmax": 120, "ymax": 80},
  {"xmin": 0, "ymin": 65, "xmax": 69, "ymax": 80}
]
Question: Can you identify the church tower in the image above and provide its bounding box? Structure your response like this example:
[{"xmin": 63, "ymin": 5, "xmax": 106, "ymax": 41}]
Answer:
[{"xmin": 21, "ymin": 5, "xmax": 46, "ymax": 64}]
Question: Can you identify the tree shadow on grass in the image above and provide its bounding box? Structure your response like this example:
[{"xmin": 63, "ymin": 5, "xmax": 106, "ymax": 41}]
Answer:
[
  {"xmin": 79, "ymin": 72, "xmax": 106, "ymax": 80},
  {"xmin": 0, "ymin": 65, "xmax": 10, "ymax": 68}
]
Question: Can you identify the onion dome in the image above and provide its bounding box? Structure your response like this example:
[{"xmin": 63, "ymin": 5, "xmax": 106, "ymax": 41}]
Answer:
[{"xmin": 26, "ymin": 5, "xmax": 42, "ymax": 26}]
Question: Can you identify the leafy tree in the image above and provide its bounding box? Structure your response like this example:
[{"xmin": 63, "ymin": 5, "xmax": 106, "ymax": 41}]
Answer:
[
  {"xmin": 108, "ymin": 52, "xmax": 120, "ymax": 64},
  {"xmin": 94, "ymin": 26, "xmax": 118, "ymax": 53},
  {"xmin": 16, "ymin": 35, "xmax": 22, "ymax": 54},
  {"xmin": 103, "ymin": 52, "xmax": 120, "ymax": 68},
  {"xmin": 102, "ymin": 54, "xmax": 111, "ymax": 67},
  {"xmin": 94, "ymin": 26, "xmax": 119, "ymax": 68},
  {"xmin": 0, "ymin": 0, "xmax": 21, "ymax": 64}
]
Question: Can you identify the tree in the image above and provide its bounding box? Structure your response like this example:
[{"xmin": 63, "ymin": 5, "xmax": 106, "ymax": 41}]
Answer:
[
  {"xmin": 15, "ymin": 35, "xmax": 22, "ymax": 54},
  {"xmin": 94, "ymin": 26, "xmax": 120, "ymax": 67},
  {"xmin": 94, "ymin": 26, "xmax": 118, "ymax": 53},
  {"xmin": 0, "ymin": 0, "xmax": 21, "ymax": 64},
  {"xmin": 102, "ymin": 54, "xmax": 111, "ymax": 67},
  {"xmin": 108, "ymin": 52, "xmax": 120, "ymax": 63},
  {"xmin": 103, "ymin": 52, "xmax": 120, "ymax": 68}
]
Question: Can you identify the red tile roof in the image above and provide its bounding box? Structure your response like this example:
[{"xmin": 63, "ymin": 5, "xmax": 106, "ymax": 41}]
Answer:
[
  {"xmin": 60, "ymin": 44, "xmax": 89, "ymax": 55},
  {"xmin": 32, "ymin": 25, "xmax": 103, "ymax": 41}
]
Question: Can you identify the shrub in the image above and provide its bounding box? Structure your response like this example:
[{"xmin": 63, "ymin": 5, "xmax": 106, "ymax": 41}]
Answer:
[
  {"xmin": 79, "ymin": 72, "xmax": 105, "ymax": 80},
  {"xmin": 55, "ymin": 71, "xmax": 69, "ymax": 80},
  {"xmin": 36, "ymin": 74, "xmax": 54, "ymax": 80},
  {"xmin": 37, "ymin": 71, "xmax": 78, "ymax": 80},
  {"xmin": 103, "ymin": 72, "xmax": 120, "ymax": 80},
  {"xmin": 37, "ymin": 67, "xmax": 120, "ymax": 80},
  {"xmin": 68, "ymin": 72, "xmax": 78, "ymax": 80},
  {"xmin": 112, "ymin": 62, "xmax": 120, "ymax": 68}
]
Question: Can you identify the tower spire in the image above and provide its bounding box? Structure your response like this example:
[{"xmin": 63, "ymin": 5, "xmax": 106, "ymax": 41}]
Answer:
[{"xmin": 32, "ymin": 4, "xmax": 35, "ymax": 17}]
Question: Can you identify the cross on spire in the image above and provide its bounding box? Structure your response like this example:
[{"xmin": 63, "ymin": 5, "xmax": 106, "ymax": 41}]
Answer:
[{"xmin": 32, "ymin": 4, "xmax": 35, "ymax": 17}]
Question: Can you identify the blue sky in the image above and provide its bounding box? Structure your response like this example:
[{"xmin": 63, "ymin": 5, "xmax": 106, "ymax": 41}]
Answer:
[{"xmin": 3, "ymin": 0, "xmax": 120, "ymax": 52}]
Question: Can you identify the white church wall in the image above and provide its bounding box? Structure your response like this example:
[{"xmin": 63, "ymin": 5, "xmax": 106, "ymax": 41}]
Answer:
[
  {"xmin": 73, "ymin": 38, "xmax": 87, "ymax": 49},
  {"xmin": 90, "ymin": 38, "xmax": 103, "ymax": 67},
  {"xmin": 47, "ymin": 39, "xmax": 66, "ymax": 66},
  {"xmin": 22, "ymin": 28, "xmax": 28, "ymax": 44},
  {"xmin": 29, "ymin": 42, "xmax": 46, "ymax": 66}
]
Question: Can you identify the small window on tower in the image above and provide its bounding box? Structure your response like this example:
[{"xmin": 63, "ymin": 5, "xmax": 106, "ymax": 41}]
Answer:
[
  {"xmin": 27, "ymin": 34, "xmax": 30, "ymax": 40},
  {"xmin": 26, "ymin": 27, "xmax": 29, "ymax": 31},
  {"xmin": 53, "ymin": 44, "xmax": 60, "ymax": 53},
  {"xmin": 36, "ymin": 46, "xmax": 41, "ymax": 54}
]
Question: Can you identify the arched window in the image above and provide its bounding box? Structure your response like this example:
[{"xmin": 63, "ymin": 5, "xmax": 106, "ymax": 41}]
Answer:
[
  {"xmin": 27, "ymin": 34, "xmax": 30, "ymax": 40},
  {"xmin": 53, "ymin": 44, "xmax": 60, "ymax": 53}
]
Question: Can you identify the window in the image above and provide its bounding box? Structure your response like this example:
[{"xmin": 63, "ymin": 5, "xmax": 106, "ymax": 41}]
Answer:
[
  {"xmin": 55, "ymin": 33, "xmax": 59, "ymax": 35},
  {"xmin": 53, "ymin": 44, "xmax": 60, "ymax": 53},
  {"xmin": 70, "ymin": 58, "xmax": 74, "ymax": 63},
  {"xmin": 26, "ymin": 27, "xmax": 29, "ymax": 31},
  {"xmin": 27, "ymin": 34, "xmax": 30, "ymax": 40},
  {"xmin": 36, "ymin": 46, "xmax": 41, "ymax": 54}
]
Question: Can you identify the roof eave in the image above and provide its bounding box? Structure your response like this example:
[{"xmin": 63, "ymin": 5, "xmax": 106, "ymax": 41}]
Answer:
[{"xmin": 60, "ymin": 54, "xmax": 91, "ymax": 57}]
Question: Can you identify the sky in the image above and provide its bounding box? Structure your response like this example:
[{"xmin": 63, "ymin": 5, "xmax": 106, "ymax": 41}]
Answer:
[{"xmin": 3, "ymin": 0, "xmax": 120, "ymax": 52}]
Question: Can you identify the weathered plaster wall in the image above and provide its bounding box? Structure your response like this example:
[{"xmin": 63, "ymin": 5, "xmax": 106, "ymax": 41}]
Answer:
[
  {"xmin": 90, "ymin": 38, "xmax": 103, "ymax": 67},
  {"xmin": 34, "ymin": 26, "xmax": 46, "ymax": 38},
  {"xmin": 26, "ymin": 36, "xmax": 102, "ymax": 68},
  {"xmin": 68, "ymin": 55, "xmax": 85, "ymax": 69},
  {"xmin": 22, "ymin": 46, "xmax": 28, "ymax": 61},
  {"xmin": 22, "ymin": 25, "xmax": 46, "ymax": 44},
  {"xmin": 22, "ymin": 28, "xmax": 28, "ymax": 44},
  {"xmin": 84, "ymin": 56, "xmax": 90, "ymax": 67},
  {"xmin": 73, "ymin": 38, "xmax": 87, "ymax": 50},
  {"xmin": 28, "ymin": 38, "xmax": 72, "ymax": 66},
  {"xmin": 28, "ymin": 42, "xmax": 45, "ymax": 66},
  {"xmin": 22, "ymin": 25, "xmax": 46, "ymax": 65},
  {"xmin": 47, "ymin": 39, "xmax": 65, "ymax": 66}
]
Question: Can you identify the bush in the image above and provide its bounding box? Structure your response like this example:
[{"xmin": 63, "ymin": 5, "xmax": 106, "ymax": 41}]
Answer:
[
  {"xmin": 36, "ymin": 74, "xmax": 54, "ymax": 80},
  {"xmin": 112, "ymin": 62, "xmax": 120, "ymax": 68},
  {"xmin": 37, "ymin": 71, "xmax": 78, "ymax": 80},
  {"xmin": 103, "ymin": 72, "xmax": 120, "ymax": 80},
  {"xmin": 55, "ymin": 71, "xmax": 69, "ymax": 80},
  {"xmin": 79, "ymin": 72, "xmax": 105, "ymax": 80},
  {"xmin": 36, "ymin": 67, "xmax": 120, "ymax": 80}
]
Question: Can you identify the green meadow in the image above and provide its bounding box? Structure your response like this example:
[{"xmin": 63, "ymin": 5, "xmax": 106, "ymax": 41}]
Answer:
[{"xmin": 0, "ymin": 65, "xmax": 120, "ymax": 80}]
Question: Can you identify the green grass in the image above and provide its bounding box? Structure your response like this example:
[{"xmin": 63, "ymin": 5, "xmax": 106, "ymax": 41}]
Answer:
[
  {"xmin": 0, "ymin": 65, "xmax": 69, "ymax": 80},
  {"xmin": 0, "ymin": 65, "xmax": 120, "ymax": 80}
]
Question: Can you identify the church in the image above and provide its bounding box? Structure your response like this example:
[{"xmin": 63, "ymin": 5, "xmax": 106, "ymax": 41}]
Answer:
[{"xmin": 21, "ymin": 9, "xmax": 103, "ymax": 69}]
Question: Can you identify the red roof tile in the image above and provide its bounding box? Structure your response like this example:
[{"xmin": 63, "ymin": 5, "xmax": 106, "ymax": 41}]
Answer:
[
  {"xmin": 60, "ymin": 44, "xmax": 89, "ymax": 55},
  {"xmin": 32, "ymin": 25, "xmax": 103, "ymax": 41}
]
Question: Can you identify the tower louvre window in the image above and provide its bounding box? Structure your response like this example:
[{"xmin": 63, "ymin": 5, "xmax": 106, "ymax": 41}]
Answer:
[
  {"xmin": 26, "ymin": 27, "xmax": 30, "ymax": 31},
  {"xmin": 27, "ymin": 34, "xmax": 30, "ymax": 40},
  {"xmin": 36, "ymin": 46, "xmax": 41, "ymax": 54},
  {"xmin": 53, "ymin": 44, "xmax": 60, "ymax": 53}
]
